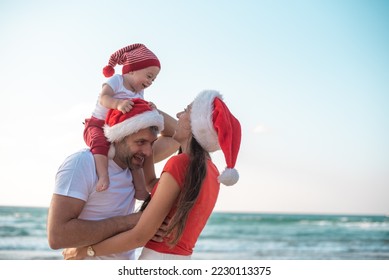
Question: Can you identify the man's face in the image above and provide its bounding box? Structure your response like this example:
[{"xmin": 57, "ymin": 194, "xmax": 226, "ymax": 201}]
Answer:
[{"xmin": 114, "ymin": 127, "xmax": 158, "ymax": 170}]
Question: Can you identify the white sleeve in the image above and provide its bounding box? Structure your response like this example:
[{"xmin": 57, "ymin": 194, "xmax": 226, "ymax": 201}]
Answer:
[
  {"xmin": 104, "ymin": 74, "xmax": 121, "ymax": 95},
  {"xmin": 54, "ymin": 150, "xmax": 96, "ymax": 202}
]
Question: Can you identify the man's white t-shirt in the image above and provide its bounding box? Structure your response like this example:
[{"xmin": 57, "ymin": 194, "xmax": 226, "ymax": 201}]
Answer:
[{"xmin": 54, "ymin": 149, "xmax": 136, "ymax": 259}]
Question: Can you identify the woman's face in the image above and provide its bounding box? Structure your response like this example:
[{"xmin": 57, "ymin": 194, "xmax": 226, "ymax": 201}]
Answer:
[{"xmin": 173, "ymin": 105, "xmax": 192, "ymax": 142}]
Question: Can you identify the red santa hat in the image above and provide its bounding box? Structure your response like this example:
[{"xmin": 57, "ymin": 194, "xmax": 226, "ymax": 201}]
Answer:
[
  {"xmin": 104, "ymin": 98, "xmax": 164, "ymax": 158},
  {"xmin": 190, "ymin": 90, "xmax": 241, "ymax": 186},
  {"xmin": 102, "ymin": 43, "xmax": 161, "ymax": 78}
]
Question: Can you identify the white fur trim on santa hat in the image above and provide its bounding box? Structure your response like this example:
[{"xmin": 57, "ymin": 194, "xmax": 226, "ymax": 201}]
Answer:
[
  {"xmin": 218, "ymin": 167, "xmax": 239, "ymax": 186},
  {"xmin": 104, "ymin": 110, "xmax": 164, "ymax": 142},
  {"xmin": 190, "ymin": 90, "xmax": 222, "ymax": 152}
]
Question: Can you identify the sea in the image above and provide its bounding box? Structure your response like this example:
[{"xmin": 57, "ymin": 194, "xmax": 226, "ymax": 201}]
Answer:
[{"xmin": 1, "ymin": 205, "xmax": 388, "ymax": 260}]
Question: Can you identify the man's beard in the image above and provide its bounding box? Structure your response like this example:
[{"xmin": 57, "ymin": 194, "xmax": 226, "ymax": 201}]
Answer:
[{"xmin": 125, "ymin": 153, "xmax": 145, "ymax": 170}]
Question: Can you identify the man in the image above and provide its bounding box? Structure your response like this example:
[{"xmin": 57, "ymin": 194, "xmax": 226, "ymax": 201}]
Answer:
[{"xmin": 47, "ymin": 99, "xmax": 178, "ymax": 259}]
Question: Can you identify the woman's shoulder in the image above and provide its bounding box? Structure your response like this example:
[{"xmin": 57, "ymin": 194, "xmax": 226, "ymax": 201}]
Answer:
[
  {"xmin": 166, "ymin": 153, "xmax": 189, "ymax": 164},
  {"xmin": 164, "ymin": 153, "xmax": 189, "ymax": 173},
  {"xmin": 162, "ymin": 153, "xmax": 189, "ymax": 187}
]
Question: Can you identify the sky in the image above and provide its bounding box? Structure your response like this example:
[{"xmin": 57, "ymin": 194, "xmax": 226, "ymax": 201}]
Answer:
[{"xmin": 0, "ymin": 0, "xmax": 388, "ymax": 215}]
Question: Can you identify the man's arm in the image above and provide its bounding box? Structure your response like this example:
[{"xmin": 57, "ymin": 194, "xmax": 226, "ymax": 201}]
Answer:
[
  {"xmin": 47, "ymin": 194, "xmax": 141, "ymax": 250},
  {"xmin": 132, "ymin": 168, "xmax": 149, "ymax": 200}
]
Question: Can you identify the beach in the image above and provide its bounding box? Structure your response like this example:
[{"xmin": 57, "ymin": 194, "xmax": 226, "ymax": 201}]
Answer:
[{"xmin": 1, "ymin": 205, "xmax": 388, "ymax": 260}]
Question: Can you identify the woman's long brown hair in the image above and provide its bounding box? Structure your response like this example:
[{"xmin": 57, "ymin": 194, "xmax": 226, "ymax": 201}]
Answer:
[{"xmin": 165, "ymin": 137, "xmax": 208, "ymax": 246}]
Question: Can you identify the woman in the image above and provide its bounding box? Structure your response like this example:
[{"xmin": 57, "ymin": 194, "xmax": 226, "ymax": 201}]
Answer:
[{"xmin": 63, "ymin": 90, "xmax": 241, "ymax": 260}]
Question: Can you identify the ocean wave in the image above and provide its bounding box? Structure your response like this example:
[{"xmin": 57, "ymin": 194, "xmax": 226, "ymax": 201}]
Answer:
[
  {"xmin": 1, "ymin": 206, "xmax": 389, "ymax": 260},
  {"xmin": 297, "ymin": 219, "xmax": 389, "ymax": 231},
  {"xmin": 0, "ymin": 226, "xmax": 31, "ymax": 237}
]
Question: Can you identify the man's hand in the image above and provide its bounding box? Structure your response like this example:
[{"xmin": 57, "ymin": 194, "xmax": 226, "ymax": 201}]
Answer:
[
  {"xmin": 62, "ymin": 247, "xmax": 87, "ymax": 260},
  {"xmin": 151, "ymin": 217, "xmax": 169, "ymax": 242}
]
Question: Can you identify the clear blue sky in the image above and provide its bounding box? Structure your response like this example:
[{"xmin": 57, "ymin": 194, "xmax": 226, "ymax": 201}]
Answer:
[{"xmin": 0, "ymin": 0, "xmax": 388, "ymax": 215}]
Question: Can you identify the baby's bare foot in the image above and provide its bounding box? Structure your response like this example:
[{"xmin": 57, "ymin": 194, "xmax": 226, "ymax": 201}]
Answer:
[{"xmin": 96, "ymin": 176, "xmax": 109, "ymax": 192}]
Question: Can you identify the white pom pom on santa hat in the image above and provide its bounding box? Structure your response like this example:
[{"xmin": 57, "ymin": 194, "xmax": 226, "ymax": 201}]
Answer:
[{"xmin": 218, "ymin": 167, "xmax": 239, "ymax": 186}]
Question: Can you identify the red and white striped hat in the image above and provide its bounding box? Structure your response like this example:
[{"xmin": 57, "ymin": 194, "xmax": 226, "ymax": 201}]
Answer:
[{"xmin": 102, "ymin": 44, "xmax": 160, "ymax": 77}]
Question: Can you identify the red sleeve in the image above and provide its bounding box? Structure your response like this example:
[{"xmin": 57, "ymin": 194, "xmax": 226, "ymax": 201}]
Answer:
[{"xmin": 162, "ymin": 153, "xmax": 189, "ymax": 189}]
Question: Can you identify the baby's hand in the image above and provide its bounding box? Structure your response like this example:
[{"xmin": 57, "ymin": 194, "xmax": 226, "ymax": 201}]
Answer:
[
  {"xmin": 148, "ymin": 101, "xmax": 157, "ymax": 110},
  {"xmin": 117, "ymin": 99, "xmax": 134, "ymax": 114}
]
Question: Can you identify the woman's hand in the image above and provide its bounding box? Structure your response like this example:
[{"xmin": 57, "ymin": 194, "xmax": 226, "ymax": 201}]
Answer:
[
  {"xmin": 62, "ymin": 246, "xmax": 87, "ymax": 260},
  {"xmin": 148, "ymin": 101, "xmax": 157, "ymax": 110}
]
